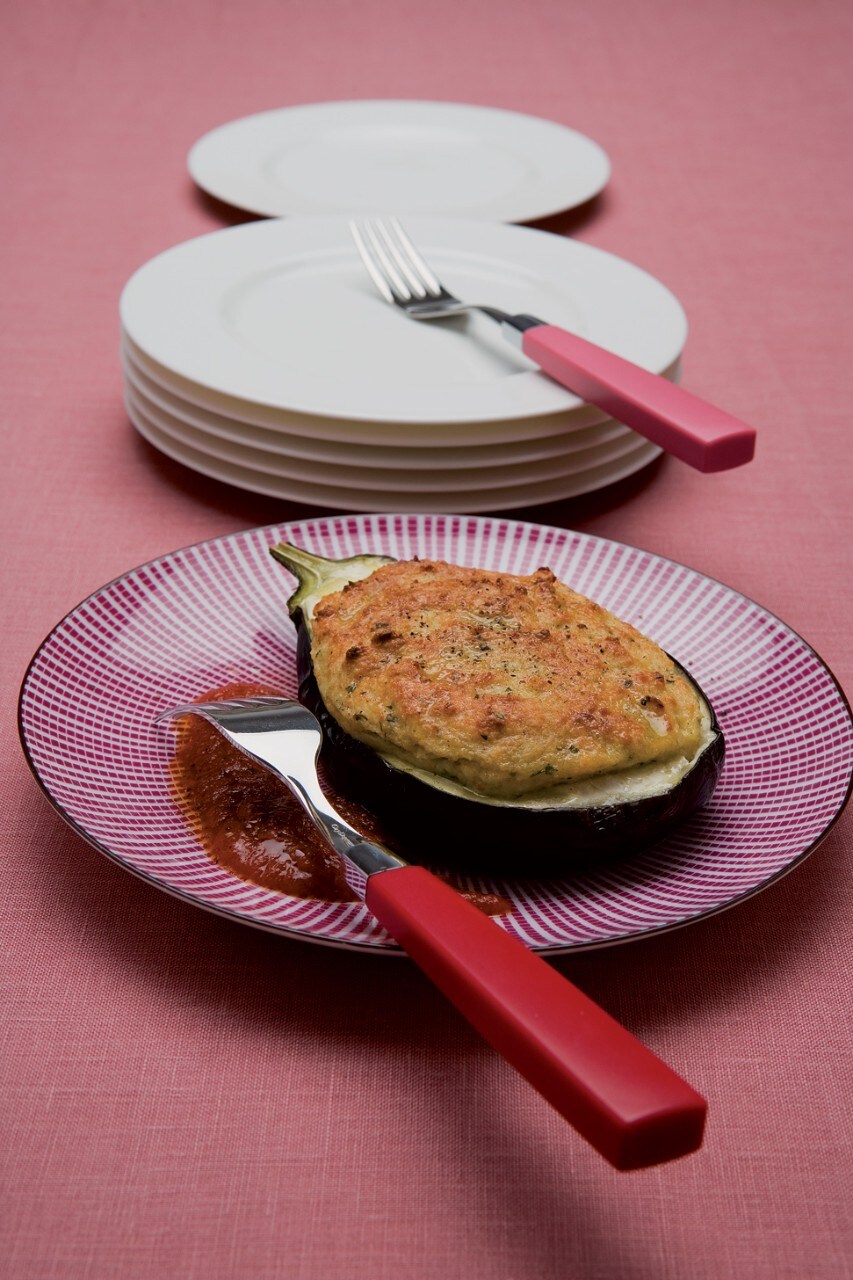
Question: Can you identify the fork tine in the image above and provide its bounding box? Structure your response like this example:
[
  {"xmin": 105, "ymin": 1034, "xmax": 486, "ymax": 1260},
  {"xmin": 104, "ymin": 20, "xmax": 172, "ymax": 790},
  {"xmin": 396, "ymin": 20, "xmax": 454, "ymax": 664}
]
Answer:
[
  {"xmin": 156, "ymin": 696, "xmax": 294, "ymax": 724},
  {"xmin": 349, "ymin": 221, "xmax": 397, "ymax": 304},
  {"xmin": 363, "ymin": 222, "xmax": 413, "ymax": 301},
  {"xmin": 156, "ymin": 702, "xmax": 212, "ymax": 723},
  {"xmin": 353, "ymin": 221, "xmax": 415, "ymax": 303},
  {"xmin": 386, "ymin": 217, "xmax": 443, "ymax": 295},
  {"xmin": 373, "ymin": 220, "xmax": 429, "ymax": 300}
]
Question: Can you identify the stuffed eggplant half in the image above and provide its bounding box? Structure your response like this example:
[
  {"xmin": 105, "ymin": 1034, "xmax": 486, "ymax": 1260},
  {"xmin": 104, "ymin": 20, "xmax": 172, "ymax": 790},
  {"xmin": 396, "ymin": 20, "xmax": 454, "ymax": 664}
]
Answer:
[{"xmin": 270, "ymin": 541, "xmax": 724, "ymax": 870}]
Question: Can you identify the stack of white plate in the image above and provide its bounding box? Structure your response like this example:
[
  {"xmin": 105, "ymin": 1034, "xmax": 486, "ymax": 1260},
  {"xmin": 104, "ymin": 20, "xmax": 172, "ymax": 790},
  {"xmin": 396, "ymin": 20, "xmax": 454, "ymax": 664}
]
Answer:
[{"xmin": 120, "ymin": 215, "xmax": 687, "ymax": 513}]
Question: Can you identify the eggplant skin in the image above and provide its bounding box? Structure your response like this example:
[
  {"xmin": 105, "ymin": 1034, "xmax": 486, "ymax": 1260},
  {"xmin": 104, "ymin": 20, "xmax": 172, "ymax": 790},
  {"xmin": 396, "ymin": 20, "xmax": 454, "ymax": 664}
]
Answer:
[{"xmin": 296, "ymin": 625, "xmax": 725, "ymax": 873}]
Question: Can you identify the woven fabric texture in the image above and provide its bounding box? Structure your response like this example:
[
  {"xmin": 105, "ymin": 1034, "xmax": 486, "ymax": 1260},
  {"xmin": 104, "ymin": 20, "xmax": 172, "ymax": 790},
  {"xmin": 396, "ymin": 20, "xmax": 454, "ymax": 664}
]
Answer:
[{"xmin": 2, "ymin": 0, "xmax": 851, "ymax": 1276}]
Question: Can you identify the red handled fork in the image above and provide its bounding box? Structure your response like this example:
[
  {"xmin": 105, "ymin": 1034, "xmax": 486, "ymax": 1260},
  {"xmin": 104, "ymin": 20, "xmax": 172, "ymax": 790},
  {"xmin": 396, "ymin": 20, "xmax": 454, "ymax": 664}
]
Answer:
[{"xmin": 159, "ymin": 695, "xmax": 707, "ymax": 1171}]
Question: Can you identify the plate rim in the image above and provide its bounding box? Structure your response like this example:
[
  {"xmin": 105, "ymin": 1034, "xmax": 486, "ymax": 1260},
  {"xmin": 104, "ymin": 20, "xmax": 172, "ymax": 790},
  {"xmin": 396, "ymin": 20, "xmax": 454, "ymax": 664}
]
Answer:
[
  {"xmin": 121, "ymin": 326, "xmax": 656, "ymax": 446},
  {"xmin": 125, "ymin": 397, "xmax": 663, "ymax": 512},
  {"xmin": 121, "ymin": 341, "xmax": 644, "ymax": 466},
  {"xmin": 124, "ymin": 380, "xmax": 656, "ymax": 493},
  {"xmin": 18, "ymin": 514, "xmax": 853, "ymax": 956}
]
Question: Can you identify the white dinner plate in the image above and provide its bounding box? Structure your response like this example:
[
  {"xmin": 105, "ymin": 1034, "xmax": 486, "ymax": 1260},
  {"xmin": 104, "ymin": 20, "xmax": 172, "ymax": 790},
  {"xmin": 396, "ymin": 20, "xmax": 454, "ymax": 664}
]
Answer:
[
  {"xmin": 125, "ymin": 380, "xmax": 649, "ymax": 492},
  {"xmin": 122, "ymin": 344, "xmax": 642, "ymax": 468},
  {"xmin": 119, "ymin": 216, "xmax": 688, "ymax": 425},
  {"xmin": 187, "ymin": 100, "xmax": 611, "ymax": 222},
  {"xmin": 126, "ymin": 396, "xmax": 663, "ymax": 514},
  {"xmin": 19, "ymin": 515, "xmax": 853, "ymax": 954}
]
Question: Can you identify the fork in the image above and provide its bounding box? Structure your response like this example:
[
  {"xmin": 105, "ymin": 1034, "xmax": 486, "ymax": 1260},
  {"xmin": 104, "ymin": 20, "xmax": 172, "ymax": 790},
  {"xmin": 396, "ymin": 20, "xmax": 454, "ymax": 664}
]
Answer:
[
  {"xmin": 351, "ymin": 217, "xmax": 756, "ymax": 473},
  {"xmin": 158, "ymin": 694, "xmax": 707, "ymax": 1171}
]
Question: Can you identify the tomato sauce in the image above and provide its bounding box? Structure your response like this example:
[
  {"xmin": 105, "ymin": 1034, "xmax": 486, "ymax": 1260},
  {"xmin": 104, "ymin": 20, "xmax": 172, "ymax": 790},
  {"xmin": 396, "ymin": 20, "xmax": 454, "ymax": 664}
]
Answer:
[{"xmin": 169, "ymin": 683, "xmax": 510, "ymax": 917}]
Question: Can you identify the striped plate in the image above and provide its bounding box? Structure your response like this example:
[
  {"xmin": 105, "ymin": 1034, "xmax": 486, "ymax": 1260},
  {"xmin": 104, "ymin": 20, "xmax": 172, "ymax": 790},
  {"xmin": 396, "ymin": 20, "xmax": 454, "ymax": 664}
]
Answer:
[{"xmin": 18, "ymin": 514, "xmax": 853, "ymax": 954}]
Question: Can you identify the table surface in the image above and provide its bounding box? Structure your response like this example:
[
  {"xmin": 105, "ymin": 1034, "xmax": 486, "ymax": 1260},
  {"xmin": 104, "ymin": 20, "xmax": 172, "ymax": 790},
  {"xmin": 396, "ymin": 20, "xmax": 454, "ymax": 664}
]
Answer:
[{"xmin": 3, "ymin": 1, "xmax": 851, "ymax": 1277}]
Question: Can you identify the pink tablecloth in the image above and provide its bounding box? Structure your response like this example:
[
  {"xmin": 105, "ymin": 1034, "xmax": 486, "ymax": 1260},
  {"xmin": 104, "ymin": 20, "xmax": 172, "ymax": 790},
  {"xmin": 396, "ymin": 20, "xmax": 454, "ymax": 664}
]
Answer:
[{"xmin": 2, "ymin": 1, "xmax": 851, "ymax": 1276}]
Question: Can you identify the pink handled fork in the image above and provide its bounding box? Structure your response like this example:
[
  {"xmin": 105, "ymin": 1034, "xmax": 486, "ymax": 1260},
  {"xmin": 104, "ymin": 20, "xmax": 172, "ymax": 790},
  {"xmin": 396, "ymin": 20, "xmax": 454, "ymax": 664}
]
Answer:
[{"xmin": 352, "ymin": 217, "xmax": 756, "ymax": 473}]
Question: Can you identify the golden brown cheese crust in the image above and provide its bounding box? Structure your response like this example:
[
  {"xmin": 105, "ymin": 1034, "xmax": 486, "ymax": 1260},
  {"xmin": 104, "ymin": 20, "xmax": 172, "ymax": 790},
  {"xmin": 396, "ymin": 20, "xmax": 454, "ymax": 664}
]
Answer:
[{"xmin": 310, "ymin": 559, "xmax": 705, "ymax": 799}]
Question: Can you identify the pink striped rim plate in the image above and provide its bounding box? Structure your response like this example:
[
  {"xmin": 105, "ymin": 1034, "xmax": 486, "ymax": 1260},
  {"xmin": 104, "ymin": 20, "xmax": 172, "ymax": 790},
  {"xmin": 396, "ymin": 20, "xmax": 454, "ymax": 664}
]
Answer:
[{"xmin": 18, "ymin": 514, "xmax": 853, "ymax": 955}]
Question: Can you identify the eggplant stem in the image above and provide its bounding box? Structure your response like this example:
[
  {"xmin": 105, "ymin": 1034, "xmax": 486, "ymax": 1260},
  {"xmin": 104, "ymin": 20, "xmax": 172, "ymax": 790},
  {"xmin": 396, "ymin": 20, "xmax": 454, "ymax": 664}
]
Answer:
[
  {"xmin": 269, "ymin": 541, "xmax": 395, "ymax": 620},
  {"xmin": 270, "ymin": 541, "xmax": 337, "ymax": 581}
]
